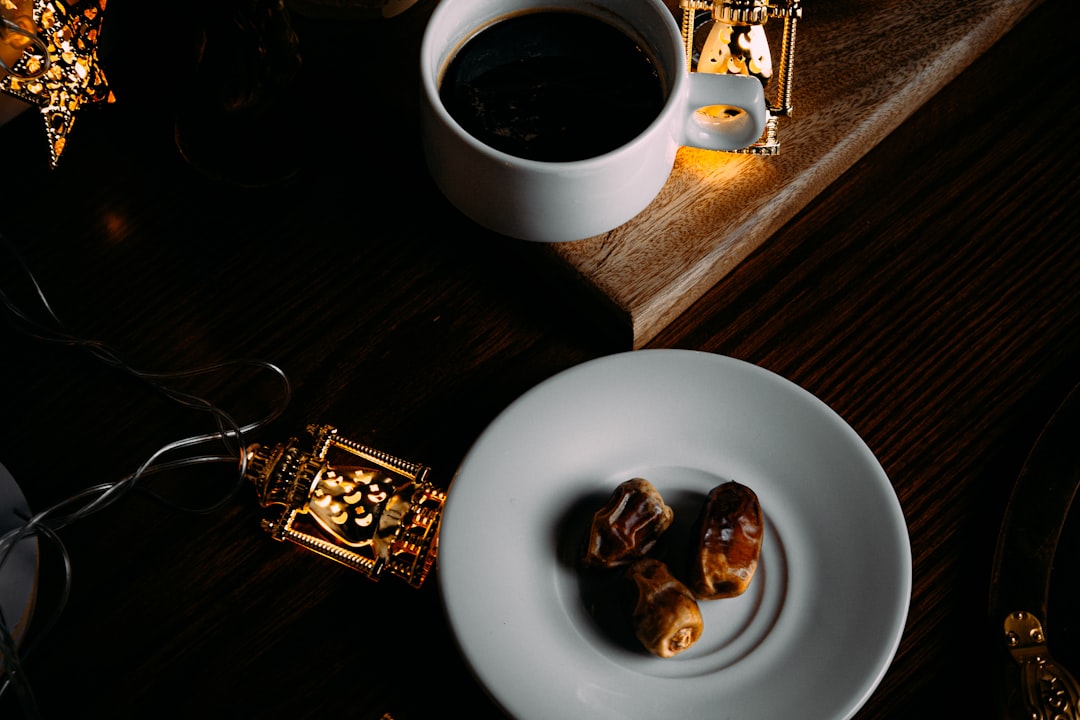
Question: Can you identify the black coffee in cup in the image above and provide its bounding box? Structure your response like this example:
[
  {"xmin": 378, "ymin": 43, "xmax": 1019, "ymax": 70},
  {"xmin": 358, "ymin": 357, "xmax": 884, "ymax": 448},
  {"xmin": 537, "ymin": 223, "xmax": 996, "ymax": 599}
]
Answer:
[{"xmin": 439, "ymin": 11, "xmax": 665, "ymax": 163}]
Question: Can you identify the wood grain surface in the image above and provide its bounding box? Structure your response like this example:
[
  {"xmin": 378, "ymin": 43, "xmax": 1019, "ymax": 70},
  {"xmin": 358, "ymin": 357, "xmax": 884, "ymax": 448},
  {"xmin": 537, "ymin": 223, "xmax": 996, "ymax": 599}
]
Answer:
[
  {"xmin": 543, "ymin": 0, "xmax": 1047, "ymax": 348},
  {"xmin": 0, "ymin": 0, "xmax": 1076, "ymax": 718}
]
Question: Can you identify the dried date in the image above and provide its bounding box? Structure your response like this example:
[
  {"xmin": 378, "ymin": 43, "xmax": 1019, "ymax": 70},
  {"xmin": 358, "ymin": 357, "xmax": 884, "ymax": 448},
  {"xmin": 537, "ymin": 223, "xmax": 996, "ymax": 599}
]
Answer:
[
  {"xmin": 626, "ymin": 558, "xmax": 703, "ymax": 658},
  {"xmin": 582, "ymin": 478, "xmax": 674, "ymax": 568},
  {"xmin": 689, "ymin": 481, "xmax": 763, "ymax": 600}
]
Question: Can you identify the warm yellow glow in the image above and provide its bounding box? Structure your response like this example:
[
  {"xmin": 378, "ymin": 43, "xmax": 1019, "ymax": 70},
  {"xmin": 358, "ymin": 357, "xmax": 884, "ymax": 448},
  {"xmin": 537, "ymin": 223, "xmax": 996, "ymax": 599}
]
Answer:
[
  {"xmin": 675, "ymin": 145, "xmax": 768, "ymax": 183},
  {"xmin": 698, "ymin": 22, "xmax": 773, "ymax": 87},
  {"xmin": 305, "ymin": 464, "xmax": 408, "ymax": 546},
  {"xmin": 697, "ymin": 104, "xmax": 745, "ymax": 120},
  {"xmin": 244, "ymin": 425, "xmax": 446, "ymax": 587},
  {"xmin": 348, "ymin": 468, "xmax": 378, "ymax": 484},
  {"xmin": 0, "ymin": 0, "xmax": 113, "ymax": 167},
  {"xmin": 0, "ymin": 2, "xmax": 34, "ymax": 58}
]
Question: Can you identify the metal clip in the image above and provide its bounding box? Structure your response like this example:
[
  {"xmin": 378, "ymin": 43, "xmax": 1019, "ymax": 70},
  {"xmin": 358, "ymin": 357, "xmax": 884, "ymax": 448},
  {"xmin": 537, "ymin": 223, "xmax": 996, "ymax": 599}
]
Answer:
[{"xmin": 1003, "ymin": 610, "xmax": 1080, "ymax": 720}]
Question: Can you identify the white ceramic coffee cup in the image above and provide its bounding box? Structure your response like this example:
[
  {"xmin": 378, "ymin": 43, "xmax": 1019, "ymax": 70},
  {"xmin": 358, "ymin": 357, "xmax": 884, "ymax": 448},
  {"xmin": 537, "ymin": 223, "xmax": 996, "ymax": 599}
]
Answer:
[{"xmin": 420, "ymin": 0, "xmax": 768, "ymax": 243}]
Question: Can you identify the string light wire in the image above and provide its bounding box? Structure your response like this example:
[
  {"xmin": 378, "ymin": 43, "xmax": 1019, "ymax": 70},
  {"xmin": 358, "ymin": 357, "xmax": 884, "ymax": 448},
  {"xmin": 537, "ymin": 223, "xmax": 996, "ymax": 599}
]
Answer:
[
  {"xmin": 0, "ymin": 235, "xmax": 293, "ymax": 717},
  {"xmin": 0, "ymin": 17, "xmax": 51, "ymax": 79}
]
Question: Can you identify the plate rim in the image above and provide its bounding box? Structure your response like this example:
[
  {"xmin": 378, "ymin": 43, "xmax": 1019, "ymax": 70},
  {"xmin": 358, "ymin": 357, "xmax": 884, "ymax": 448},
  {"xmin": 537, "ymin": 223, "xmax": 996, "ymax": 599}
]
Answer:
[
  {"xmin": 438, "ymin": 349, "xmax": 912, "ymax": 719},
  {"xmin": 0, "ymin": 460, "xmax": 40, "ymax": 663}
]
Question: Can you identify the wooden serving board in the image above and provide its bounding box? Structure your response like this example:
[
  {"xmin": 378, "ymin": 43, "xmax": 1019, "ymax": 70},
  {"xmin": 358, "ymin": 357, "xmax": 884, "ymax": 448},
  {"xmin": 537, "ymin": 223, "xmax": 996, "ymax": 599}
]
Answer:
[{"xmin": 534, "ymin": 0, "xmax": 1045, "ymax": 348}]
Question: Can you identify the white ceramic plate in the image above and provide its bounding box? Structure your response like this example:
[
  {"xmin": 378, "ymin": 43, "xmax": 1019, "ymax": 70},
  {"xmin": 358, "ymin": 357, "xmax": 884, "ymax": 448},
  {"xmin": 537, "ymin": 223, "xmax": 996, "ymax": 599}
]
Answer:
[
  {"xmin": 439, "ymin": 350, "xmax": 910, "ymax": 719},
  {"xmin": 1, "ymin": 461, "xmax": 38, "ymax": 661}
]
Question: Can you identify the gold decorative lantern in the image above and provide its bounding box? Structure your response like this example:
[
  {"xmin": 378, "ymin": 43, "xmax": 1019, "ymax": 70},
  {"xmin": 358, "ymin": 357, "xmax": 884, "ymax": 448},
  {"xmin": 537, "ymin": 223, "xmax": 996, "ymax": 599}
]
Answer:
[
  {"xmin": 680, "ymin": 0, "xmax": 802, "ymax": 154},
  {"xmin": 0, "ymin": 0, "xmax": 113, "ymax": 167},
  {"xmin": 244, "ymin": 424, "xmax": 445, "ymax": 588}
]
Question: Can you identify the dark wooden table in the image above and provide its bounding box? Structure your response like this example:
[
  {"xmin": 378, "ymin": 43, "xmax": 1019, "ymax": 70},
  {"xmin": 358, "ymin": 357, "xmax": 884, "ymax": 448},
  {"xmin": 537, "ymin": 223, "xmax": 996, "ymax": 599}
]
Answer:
[{"xmin": 1, "ymin": 0, "xmax": 1077, "ymax": 717}]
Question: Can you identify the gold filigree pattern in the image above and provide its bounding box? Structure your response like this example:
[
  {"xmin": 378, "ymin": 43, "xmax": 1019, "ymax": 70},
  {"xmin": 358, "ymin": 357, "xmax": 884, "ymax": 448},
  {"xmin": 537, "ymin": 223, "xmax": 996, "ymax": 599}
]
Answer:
[
  {"xmin": 698, "ymin": 22, "xmax": 773, "ymax": 85},
  {"xmin": 0, "ymin": 0, "xmax": 113, "ymax": 167},
  {"xmin": 245, "ymin": 425, "xmax": 445, "ymax": 588},
  {"xmin": 680, "ymin": 0, "xmax": 801, "ymax": 155},
  {"xmin": 1004, "ymin": 611, "xmax": 1080, "ymax": 720}
]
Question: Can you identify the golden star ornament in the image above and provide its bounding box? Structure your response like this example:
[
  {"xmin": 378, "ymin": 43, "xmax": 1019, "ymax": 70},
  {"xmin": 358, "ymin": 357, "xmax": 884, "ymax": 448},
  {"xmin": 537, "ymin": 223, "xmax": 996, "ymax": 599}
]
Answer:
[{"xmin": 0, "ymin": 0, "xmax": 114, "ymax": 167}]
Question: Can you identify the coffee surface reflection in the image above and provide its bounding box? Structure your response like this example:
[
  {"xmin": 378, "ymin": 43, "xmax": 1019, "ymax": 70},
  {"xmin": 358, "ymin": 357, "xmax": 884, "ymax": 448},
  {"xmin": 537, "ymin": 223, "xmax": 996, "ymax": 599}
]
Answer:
[{"xmin": 439, "ymin": 11, "xmax": 664, "ymax": 162}]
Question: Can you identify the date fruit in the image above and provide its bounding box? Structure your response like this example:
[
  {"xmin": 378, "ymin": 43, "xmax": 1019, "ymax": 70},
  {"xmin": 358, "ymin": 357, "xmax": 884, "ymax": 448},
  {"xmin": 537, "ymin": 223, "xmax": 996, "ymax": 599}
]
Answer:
[
  {"xmin": 626, "ymin": 558, "xmax": 703, "ymax": 657},
  {"xmin": 689, "ymin": 481, "xmax": 763, "ymax": 600},
  {"xmin": 582, "ymin": 478, "xmax": 674, "ymax": 568}
]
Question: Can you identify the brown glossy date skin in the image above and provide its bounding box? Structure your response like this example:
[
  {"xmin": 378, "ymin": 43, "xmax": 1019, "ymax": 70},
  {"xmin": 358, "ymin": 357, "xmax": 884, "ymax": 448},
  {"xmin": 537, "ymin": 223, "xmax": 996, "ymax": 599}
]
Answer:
[
  {"xmin": 626, "ymin": 558, "xmax": 704, "ymax": 657},
  {"xmin": 582, "ymin": 478, "xmax": 674, "ymax": 568},
  {"xmin": 689, "ymin": 481, "xmax": 763, "ymax": 600}
]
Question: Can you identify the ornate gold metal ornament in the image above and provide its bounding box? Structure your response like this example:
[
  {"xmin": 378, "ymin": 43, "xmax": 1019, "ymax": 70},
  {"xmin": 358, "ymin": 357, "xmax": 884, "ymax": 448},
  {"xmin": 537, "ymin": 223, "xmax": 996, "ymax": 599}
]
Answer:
[
  {"xmin": 0, "ymin": 0, "xmax": 114, "ymax": 167},
  {"xmin": 680, "ymin": 0, "xmax": 802, "ymax": 154},
  {"xmin": 244, "ymin": 424, "xmax": 445, "ymax": 588},
  {"xmin": 1003, "ymin": 610, "xmax": 1080, "ymax": 720}
]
